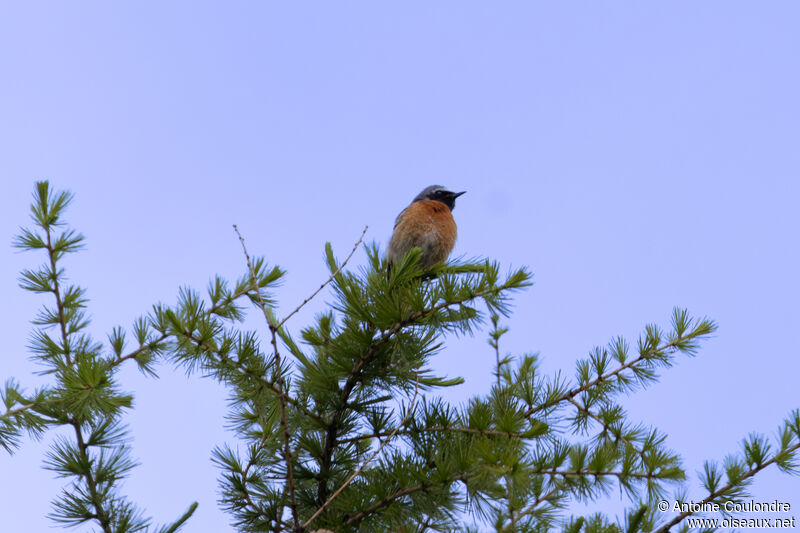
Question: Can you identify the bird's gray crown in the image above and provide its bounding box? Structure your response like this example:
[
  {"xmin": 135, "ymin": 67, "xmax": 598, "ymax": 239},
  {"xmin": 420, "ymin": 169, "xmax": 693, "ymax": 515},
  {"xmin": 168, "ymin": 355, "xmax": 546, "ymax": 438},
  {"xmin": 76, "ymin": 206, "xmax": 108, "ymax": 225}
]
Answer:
[
  {"xmin": 412, "ymin": 185, "xmax": 466, "ymax": 211},
  {"xmin": 413, "ymin": 185, "xmax": 449, "ymax": 202}
]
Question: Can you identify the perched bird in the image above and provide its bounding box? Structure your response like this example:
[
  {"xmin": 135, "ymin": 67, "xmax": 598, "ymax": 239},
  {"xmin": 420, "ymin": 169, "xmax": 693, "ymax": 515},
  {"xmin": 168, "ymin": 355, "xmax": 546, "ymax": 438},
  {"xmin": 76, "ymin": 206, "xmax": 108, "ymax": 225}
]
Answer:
[{"xmin": 387, "ymin": 185, "xmax": 466, "ymax": 273}]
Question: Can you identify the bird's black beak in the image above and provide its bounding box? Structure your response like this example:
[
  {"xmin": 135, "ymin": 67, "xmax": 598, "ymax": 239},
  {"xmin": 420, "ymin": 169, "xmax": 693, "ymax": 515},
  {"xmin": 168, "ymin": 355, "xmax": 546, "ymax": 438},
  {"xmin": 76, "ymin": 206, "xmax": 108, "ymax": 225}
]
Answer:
[{"xmin": 445, "ymin": 190, "xmax": 466, "ymax": 211}]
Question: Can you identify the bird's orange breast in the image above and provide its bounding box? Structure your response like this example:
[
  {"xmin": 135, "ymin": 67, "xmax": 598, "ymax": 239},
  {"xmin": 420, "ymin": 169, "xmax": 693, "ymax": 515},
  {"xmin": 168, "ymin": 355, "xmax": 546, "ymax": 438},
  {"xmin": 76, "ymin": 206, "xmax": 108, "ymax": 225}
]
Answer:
[{"xmin": 388, "ymin": 200, "xmax": 458, "ymax": 269}]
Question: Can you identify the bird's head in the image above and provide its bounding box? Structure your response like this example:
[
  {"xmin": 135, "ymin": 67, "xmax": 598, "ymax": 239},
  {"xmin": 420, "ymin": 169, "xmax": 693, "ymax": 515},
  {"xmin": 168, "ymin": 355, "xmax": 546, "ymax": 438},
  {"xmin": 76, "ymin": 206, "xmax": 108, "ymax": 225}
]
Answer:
[{"xmin": 412, "ymin": 185, "xmax": 466, "ymax": 211}]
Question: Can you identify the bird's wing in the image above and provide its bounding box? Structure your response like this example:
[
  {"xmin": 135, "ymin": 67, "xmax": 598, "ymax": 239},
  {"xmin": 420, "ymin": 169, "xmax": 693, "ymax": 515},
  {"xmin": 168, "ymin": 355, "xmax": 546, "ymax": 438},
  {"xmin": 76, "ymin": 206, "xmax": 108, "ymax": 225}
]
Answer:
[{"xmin": 393, "ymin": 207, "xmax": 408, "ymax": 229}]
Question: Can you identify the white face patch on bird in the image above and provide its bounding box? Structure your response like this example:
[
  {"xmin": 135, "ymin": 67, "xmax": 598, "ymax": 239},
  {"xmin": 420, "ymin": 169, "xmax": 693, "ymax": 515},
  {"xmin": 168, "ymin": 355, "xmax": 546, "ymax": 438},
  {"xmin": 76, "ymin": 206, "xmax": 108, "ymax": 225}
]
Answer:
[{"xmin": 412, "ymin": 185, "xmax": 467, "ymax": 211}]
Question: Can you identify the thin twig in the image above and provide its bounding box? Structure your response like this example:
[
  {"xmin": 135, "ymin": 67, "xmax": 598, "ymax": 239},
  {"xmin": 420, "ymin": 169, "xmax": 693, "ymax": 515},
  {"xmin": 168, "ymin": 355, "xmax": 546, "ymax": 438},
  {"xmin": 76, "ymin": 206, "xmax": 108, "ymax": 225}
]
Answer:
[
  {"xmin": 277, "ymin": 225, "xmax": 367, "ymax": 330},
  {"xmin": 303, "ymin": 376, "xmax": 421, "ymax": 530},
  {"xmin": 233, "ymin": 224, "xmax": 299, "ymax": 532},
  {"xmin": 233, "ymin": 225, "xmax": 279, "ymax": 330}
]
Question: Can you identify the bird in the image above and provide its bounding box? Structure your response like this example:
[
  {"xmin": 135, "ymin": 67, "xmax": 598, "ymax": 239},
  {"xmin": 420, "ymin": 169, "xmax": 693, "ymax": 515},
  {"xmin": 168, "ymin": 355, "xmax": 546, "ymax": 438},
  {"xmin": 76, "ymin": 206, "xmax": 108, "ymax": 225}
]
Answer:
[{"xmin": 387, "ymin": 185, "xmax": 466, "ymax": 274}]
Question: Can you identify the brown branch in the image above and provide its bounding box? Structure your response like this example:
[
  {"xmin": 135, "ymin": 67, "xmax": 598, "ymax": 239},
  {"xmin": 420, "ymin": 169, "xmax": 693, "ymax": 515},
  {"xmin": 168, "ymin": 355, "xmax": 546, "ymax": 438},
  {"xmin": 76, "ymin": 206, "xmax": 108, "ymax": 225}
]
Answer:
[
  {"xmin": 1, "ymin": 403, "xmax": 37, "ymax": 420},
  {"xmin": 524, "ymin": 336, "xmax": 690, "ymax": 419},
  {"xmin": 566, "ymin": 397, "xmax": 649, "ymax": 466},
  {"xmin": 339, "ymin": 425, "xmax": 530, "ymax": 445},
  {"xmin": 500, "ymin": 487, "xmax": 560, "ymax": 532},
  {"xmin": 501, "ymin": 463, "xmax": 679, "ymax": 531},
  {"xmin": 491, "ymin": 316, "xmax": 502, "ymax": 389},
  {"xmin": 45, "ymin": 226, "xmax": 70, "ymax": 366},
  {"xmin": 277, "ymin": 226, "xmax": 367, "ymax": 330},
  {"xmin": 417, "ymin": 515, "xmax": 434, "ymax": 533},
  {"xmin": 303, "ymin": 376, "xmax": 420, "ymax": 530},
  {"xmin": 115, "ymin": 333, "xmax": 168, "ymax": 365},
  {"xmin": 113, "ymin": 276, "xmax": 256, "ymax": 368},
  {"xmin": 178, "ymin": 329, "xmax": 325, "ymax": 427},
  {"xmin": 343, "ymin": 474, "xmax": 466, "ymax": 527},
  {"xmin": 534, "ymin": 468, "xmax": 660, "ymax": 480},
  {"xmin": 653, "ymin": 440, "xmax": 800, "ymax": 533},
  {"xmin": 495, "ymin": 343, "xmax": 502, "ymax": 389},
  {"xmin": 233, "ymin": 224, "xmax": 299, "ymax": 532},
  {"xmin": 71, "ymin": 420, "xmax": 112, "ymax": 533},
  {"xmin": 43, "ymin": 223, "xmax": 111, "ymax": 533},
  {"xmin": 503, "ymin": 462, "xmax": 684, "ymax": 532},
  {"xmin": 109, "ymin": 269, "xmax": 323, "ymax": 425}
]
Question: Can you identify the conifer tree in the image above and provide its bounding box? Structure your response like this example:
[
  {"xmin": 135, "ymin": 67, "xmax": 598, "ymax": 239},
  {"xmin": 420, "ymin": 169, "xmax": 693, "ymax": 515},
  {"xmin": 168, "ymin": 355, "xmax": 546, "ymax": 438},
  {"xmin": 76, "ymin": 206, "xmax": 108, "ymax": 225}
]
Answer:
[{"xmin": 2, "ymin": 182, "xmax": 798, "ymax": 532}]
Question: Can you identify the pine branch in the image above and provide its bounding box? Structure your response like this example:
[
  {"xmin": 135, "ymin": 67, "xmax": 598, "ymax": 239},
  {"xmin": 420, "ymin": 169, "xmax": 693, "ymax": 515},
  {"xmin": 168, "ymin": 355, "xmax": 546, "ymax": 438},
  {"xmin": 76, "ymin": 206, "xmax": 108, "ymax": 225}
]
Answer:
[
  {"xmin": 0, "ymin": 397, "xmax": 52, "ymax": 452},
  {"xmin": 343, "ymin": 474, "xmax": 467, "ymax": 527},
  {"xmin": 304, "ymin": 376, "xmax": 420, "ymax": 530},
  {"xmin": 1, "ymin": 285, "xmax": 256, "ymax": 428},
  {"xmin": 174, "ymin": 327, "xmax": 304, "ymax": 528},
  {"xmin": 234, "ymin": 224, "xmax": 299, "ymax": 532},
  {"xmin": 1, "ymin": 402, "xmax": 37, "ymax": 419},
  {"xmin": 339, "ymin": 425, "xmax": 531, "ymax": 445},
  {"xmin": 489, "ymin": 314, "xmax": 508, "ymax": 389},
  {"xmin": 315, "ymin": 280, "xmax": 524, "ymax": 507},
  {"xmin": 524, "ymin": 317, "xmax": 714, "ymax": 420},
  {"xmin": 36, "ymin": 214, "xmax": 117, "ymax": 531},
  {"xmin": 115, "ymin": 333, "xmax": 169, "ymax": 365},
  {"xmin": 69, "ymin": 420, "xmax": 113, "ymax": 533},
  {"xmin": 176, "ymin": 328, "xmax": 324, "ymax": 425},
  {"xmin": 12, "ymin": 182, "xmax": 192, "ymax": 531},
  {"xmin": 417, "ymin": 515, "xmax": 434, "ymax": 533},
  {"xmin": 500, "ymin": 460, "xmax": 682, "ymax": 533},
  {"xmin": 567, "ymin": 397, "xmax": 650, "ymax": 468},
  {"xmin": 500, "ymin": 487, "xmax": 560, "ymax": 532},
  {"xmin": 535, "ymin": 468, "xmax": 665, "ymax": 480},
  {"xmin": 46, "ymin": 225, "xmax": 72, "ymax": 366},
  {"xmin": 115, "ymin": 271, "xmax": 259, "ymax": 367},
  {"xmin": 42, "ymin": 215, "xmax": 114, "ymax": 532},
  {"xmin": 654, "ymin": 440, "xmax": 800, "ymax": 532}
]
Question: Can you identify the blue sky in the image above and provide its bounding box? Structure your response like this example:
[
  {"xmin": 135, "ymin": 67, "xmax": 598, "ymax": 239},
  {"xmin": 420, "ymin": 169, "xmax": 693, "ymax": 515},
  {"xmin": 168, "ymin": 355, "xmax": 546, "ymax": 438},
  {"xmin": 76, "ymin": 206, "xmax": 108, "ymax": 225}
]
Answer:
[{"xmin": 1, "ymin": 2, "xmax": 799, "ymax": 531}]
